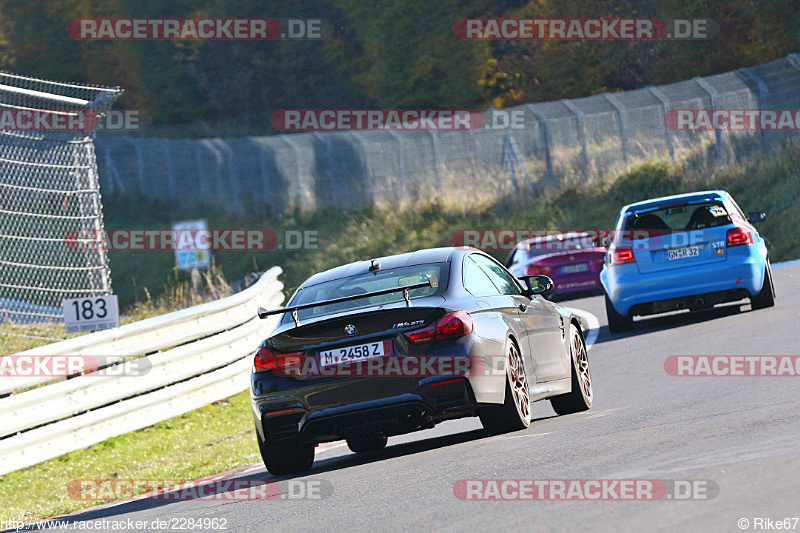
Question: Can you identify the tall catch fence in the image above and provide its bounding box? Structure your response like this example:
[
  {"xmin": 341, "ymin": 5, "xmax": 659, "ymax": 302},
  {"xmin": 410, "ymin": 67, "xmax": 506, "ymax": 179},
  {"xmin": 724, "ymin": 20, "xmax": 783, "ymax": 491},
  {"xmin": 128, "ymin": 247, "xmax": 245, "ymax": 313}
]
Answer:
[
  {"xmin": 95, "ymin": 55, "xmax": 800, "ymax": 213},
  {"xmin": 0, "ymin": 73, "xmax": 121, "ymax": 352}
]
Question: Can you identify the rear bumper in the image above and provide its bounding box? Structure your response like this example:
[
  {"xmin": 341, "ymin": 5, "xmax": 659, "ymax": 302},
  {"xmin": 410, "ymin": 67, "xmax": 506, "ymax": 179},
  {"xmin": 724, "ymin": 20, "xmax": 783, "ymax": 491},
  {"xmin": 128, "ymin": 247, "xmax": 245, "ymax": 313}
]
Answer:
[
  {"xmin": 601, "ymin": 252, "xmax": 766, "ymax": 316},
  {"xmin": 251, "ymin": 372, "xmax": 477, "ymax": 444}
]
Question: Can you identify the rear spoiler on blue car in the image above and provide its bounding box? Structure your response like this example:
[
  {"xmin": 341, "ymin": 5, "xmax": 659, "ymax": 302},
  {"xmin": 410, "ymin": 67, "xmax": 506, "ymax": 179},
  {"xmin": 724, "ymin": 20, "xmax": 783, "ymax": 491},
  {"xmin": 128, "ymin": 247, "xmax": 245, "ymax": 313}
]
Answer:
[{"xmin": 257, "ymin": 276, "xmax": 438, "ymax": 327}]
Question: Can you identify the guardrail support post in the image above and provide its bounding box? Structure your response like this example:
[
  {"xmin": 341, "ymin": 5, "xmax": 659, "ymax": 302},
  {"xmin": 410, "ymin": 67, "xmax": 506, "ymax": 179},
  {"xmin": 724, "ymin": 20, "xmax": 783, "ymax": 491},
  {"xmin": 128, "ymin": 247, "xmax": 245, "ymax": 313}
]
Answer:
[
  {"xmin": 646, "ymin": 86, "xmax": 675, "ymax": 161},
  {"xmin": 280, "ymin": 135, "xmax": 311, "ymax": 212},
  {"xmin": 388, "ymin": 131, "xmax": 411, "ymax": 200},
  {"xmin": 602, "ymin": 92, "xmax": 629, "ymax": 165},
  {"xmin": 560, "ymin": 99, "xmax": 590, "ymax": 180},
  {"xmin": 428, "ymin": 130, "xmax": 442, "ymax": 182},
  {"xmin": 738, "ymin": 68, "xmax": 770, "ymax": 150},
  {"xmin": 525, "ymin": 104, "xmax": 554, "ymax": 187},
  {"xmin": 693, "ymin": 76, "xmax": 723, "ymax": 164},
  {"xmin": 313, "ymin": 132, "xmax": 338, "ymax": 207}
]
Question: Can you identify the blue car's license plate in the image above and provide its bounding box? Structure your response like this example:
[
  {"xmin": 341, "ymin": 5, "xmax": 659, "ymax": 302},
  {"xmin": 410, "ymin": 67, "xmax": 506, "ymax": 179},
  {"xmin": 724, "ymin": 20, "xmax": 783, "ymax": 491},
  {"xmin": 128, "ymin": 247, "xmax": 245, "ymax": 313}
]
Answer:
[{"xmin": 665, "ymin": 246, "xmax": 699, "ymax": 261}]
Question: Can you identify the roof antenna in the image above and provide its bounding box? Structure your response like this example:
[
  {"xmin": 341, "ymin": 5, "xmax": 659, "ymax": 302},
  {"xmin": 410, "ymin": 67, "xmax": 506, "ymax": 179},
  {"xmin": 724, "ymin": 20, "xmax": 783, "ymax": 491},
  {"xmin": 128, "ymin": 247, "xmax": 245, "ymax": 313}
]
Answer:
[{"xmin": 368, "ymin": 259, "xmax": 381, "ymax": 274}]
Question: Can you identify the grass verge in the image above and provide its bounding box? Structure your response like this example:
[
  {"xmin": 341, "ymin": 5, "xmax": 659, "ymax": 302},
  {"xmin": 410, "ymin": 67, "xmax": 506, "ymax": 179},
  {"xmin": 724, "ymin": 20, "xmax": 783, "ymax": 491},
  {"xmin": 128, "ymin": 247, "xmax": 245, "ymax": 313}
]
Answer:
[{"xmin": 0, "ymin": 391, "xmax": 257, "ymax": 523}]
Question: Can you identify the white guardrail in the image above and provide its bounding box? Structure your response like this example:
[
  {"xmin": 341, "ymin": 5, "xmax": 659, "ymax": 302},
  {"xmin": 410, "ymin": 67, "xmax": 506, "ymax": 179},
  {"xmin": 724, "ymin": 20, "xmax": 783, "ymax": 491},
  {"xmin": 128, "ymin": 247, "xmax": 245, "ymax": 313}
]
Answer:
[{"xmin": 0, "ymin": 267, "xmax": 284, "ymax": 476}]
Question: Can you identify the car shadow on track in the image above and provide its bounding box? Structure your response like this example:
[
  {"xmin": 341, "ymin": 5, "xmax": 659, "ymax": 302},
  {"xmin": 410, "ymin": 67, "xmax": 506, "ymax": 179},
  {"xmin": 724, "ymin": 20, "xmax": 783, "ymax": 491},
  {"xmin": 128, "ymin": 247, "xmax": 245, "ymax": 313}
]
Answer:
[
  {"xmin": 26, "ymin": 419, "xmax": 555, "ymax": 528},
  {"xmin": 592, "ymin": 302, "xmax": 750, "ymax": 345}
]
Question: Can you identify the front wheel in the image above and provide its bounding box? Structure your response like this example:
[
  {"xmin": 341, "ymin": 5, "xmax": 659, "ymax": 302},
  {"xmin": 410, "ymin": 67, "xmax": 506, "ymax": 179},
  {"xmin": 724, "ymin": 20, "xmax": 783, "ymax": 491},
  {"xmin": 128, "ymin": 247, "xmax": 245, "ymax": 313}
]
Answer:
[
  {"xmin": 605, "ymin": 291, "xmax": 633, "ymax": 333},
  {"xmin": 479, "ymin": 339, "xmax": 531, "ymax": 435},
  {"xmin": 257, "ymin": 431, "xmax": 314, "ymax": 476},
  {"xmin": 751, "ymin": 260, "xmax": 775, "ymax": 310},
  {"xmin": 550, "ymin": 324, "xmax": 593, "ymax": 415}
]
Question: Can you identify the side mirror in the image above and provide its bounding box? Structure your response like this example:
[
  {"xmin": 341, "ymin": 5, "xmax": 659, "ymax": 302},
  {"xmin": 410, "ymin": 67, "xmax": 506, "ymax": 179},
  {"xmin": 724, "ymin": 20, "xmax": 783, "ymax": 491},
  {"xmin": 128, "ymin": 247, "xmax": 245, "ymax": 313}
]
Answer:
[
  {"xmin": 518, "ymin": 275, "xmax": 554, "ymax": 298},
  {"xmin": 597, "ymin": 231, "xmax": 610, "ymax": 249},
  {"xmin": 747, "ymin": 212, "xmax": 767, "ymax": 224}
]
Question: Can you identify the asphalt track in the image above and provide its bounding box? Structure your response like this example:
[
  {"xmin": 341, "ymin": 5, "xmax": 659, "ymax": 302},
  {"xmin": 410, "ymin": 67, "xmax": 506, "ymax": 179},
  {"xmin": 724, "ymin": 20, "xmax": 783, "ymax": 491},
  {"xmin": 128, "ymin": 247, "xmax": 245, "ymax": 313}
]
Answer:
[{"xmin": 23, "ymin": 262, "xmax": 800, "ymax": 532}]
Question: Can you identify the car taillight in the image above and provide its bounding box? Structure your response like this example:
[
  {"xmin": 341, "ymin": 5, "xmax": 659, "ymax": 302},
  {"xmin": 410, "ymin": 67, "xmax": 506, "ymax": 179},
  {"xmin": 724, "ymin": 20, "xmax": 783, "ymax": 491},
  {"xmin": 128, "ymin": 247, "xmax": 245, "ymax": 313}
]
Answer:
[
  {"xmin": 254, "ymin": 346, "xmax": 302, "ymax": 373},
  {"xmin": 727, "ymin": 226, "xmax": 753, "ymax": 247},
  {"xmin": 404, "ymin": 310, "xmax": 473, "ymax": 345},
  {"xmin": 610, "ymin": 246, "xmax": 635, "ymax": 266},
  {"xmin": 525, "ymin": 265, "xmax": 553, "ymax": 276}
]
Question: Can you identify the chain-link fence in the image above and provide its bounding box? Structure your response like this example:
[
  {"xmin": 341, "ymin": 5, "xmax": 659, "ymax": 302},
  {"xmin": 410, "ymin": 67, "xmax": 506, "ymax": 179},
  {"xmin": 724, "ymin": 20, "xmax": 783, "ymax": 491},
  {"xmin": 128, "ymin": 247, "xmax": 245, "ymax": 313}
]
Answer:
[
  {"xmin": 95, "ymin": 54, "xmax": 800, "ymax": 214},
  {"xmin": 0, "ymin": 73, "xmax": 122, "ymax": 352}
]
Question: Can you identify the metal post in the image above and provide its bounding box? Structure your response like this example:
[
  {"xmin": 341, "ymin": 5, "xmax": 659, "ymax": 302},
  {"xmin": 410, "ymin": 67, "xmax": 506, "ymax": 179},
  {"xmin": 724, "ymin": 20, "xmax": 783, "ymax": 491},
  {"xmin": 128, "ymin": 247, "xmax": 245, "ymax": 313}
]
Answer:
[
  {"xmin": 560, "ymin": 99, "xmax": 589, "ymax": 180},
  {"xmin": 220, "ymin": 139, "xmax": 243, "ymax": 212},
  {"xmin": 502, "ymin": 129, "xmax": 518, "ymax": 192},
  {"xmin": 646, "ymin": 86, "xmax": 675, "ymax": 161},
  {"xmin": 103, "ymin": 145, "xmax": 125, "ymax": 194},
  {"xmin": 159, "ymin": 140, "xmax": 176, "ymax": 203},
  {"xmin": 388, "ymin": 131, "xmax": 410, "ymax": 200},
  {"xmin": 739, "ymin": 68, "xmax": 770, "ymax": 150},
  {"xmin": 280, "ymin": 134, "xmax": 310, "ymax": 212},
  {"xmin": 313, "ymin": 132, "xmax": 337, "ymax": 207},
  {"xmin": 505, "ymin": 128, "xmax": 532, "ymax": 190},
  {"xmin": 602, "ymin": 92, "xmax": 629, "ymax": 165},
  {"xmin": 250, "ymin": 138, "xmax": 273, "ymax": 207},
  {"xmin": 525, "ymin": 104, "xmax": 554, "ymax": 186},
  {"xmin": 693, "ymin": 77, "xmax": 723, "ymax": 164},
  {"xmin": 347, "ymin": 131, "xmax": 375, "ymax": 208},
  {"xmin": 428, "ymin": 130, "xmax": 442, "ymax": 183},
  {"xmin": 190, "ymin": 140, "xmax": 208, "ymax": 205},
  {"xmin": 126, "ymin": 137, "xmax": 146, "ymax": 193}
]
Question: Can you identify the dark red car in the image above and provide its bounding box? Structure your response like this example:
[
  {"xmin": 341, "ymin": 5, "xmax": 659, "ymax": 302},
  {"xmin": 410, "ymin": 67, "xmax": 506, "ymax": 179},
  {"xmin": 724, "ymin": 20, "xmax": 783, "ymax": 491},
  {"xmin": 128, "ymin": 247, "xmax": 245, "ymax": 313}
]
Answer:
[{"xmin": 505, "ymin": 232, "xmax": 607, "ymax": 299}]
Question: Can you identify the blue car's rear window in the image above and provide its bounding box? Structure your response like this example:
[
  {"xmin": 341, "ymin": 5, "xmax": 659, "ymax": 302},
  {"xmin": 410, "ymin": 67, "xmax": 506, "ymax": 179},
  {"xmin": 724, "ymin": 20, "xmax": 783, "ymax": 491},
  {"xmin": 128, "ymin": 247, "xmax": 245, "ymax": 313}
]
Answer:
[{"xmin": 623, "ymin": 201, "xmax": 730, "ymax": 238}]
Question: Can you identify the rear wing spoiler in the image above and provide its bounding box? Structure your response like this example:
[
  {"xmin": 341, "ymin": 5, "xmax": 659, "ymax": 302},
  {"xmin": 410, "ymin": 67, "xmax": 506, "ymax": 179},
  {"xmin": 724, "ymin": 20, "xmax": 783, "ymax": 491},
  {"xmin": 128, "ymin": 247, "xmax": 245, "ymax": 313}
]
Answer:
[{"xmin": 257, "ymin": 276, "xmax": 438, "ymax": 327}]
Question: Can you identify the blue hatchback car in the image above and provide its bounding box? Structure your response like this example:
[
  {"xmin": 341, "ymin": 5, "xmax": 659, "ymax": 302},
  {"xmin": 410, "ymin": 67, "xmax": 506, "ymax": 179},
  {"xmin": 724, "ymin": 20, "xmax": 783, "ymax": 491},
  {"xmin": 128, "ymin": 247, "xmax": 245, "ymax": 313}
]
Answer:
[{"xmin": 600, "ymin": 190, "xmax": 774, "ymax": 332}]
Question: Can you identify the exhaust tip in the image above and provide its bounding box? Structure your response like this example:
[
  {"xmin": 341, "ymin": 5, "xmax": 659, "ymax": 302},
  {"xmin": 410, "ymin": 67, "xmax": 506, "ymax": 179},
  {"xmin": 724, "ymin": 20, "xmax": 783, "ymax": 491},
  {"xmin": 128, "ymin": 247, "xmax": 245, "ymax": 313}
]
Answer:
[
  {"xmin": 676, "ymin": 302, "xmax": 686, "ymax": 310},
  {"xmin": 694, "ymin": 298, "xmax": 705, "ymax": 307}
]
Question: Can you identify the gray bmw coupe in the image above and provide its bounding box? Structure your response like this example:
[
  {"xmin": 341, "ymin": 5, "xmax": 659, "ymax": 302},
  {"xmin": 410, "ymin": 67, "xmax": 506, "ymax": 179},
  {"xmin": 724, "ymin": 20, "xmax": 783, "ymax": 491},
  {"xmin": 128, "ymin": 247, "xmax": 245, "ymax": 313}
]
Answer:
[{"xmin": 251, "ymin": 247, "xmax": 593, "ymax": 474}]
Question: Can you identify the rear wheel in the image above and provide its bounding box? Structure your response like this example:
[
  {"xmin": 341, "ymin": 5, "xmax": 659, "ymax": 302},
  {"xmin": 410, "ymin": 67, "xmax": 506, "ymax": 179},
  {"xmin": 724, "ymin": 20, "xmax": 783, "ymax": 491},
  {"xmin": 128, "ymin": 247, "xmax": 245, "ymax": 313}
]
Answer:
[
  {"xmin": 605, "ymin": 292, "xmax": 633, "ymax": 333},
  {"xmin": 550, "ymin": 324, "xmax": 593, "ymax": 415},
  {"xmin": 751, "ymin": 260, "xmax": 775, "ymax": 310},
  {"xmin": 346, "ymin": 434, "xmax": 388, "ymax": 453},
  {"xmin": 257, "ymin": 432, "xmax": 314, "ymax": 476},
  {"xmin": 479, "ymin": 339, "xmax": 531, "ymax": 435}
]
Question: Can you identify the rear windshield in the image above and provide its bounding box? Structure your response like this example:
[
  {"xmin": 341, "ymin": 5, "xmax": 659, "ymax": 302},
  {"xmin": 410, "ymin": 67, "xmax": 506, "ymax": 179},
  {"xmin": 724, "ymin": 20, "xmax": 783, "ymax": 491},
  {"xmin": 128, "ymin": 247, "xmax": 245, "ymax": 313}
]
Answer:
[
  {"xmin": 622, "ymin": 201, "xmax": 730, "ymax": 239},
  {"xmin": 283, "ymin": 263, "xmax": 448, "ymax": 323}
]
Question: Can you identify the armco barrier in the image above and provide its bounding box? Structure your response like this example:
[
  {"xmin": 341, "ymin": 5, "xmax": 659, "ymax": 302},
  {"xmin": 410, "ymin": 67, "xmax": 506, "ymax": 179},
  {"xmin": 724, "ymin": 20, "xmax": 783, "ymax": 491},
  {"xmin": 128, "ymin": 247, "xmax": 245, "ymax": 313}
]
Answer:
[{"xmin": 0, "ymin": 267, "xmax": 283, "ymax": 476}]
